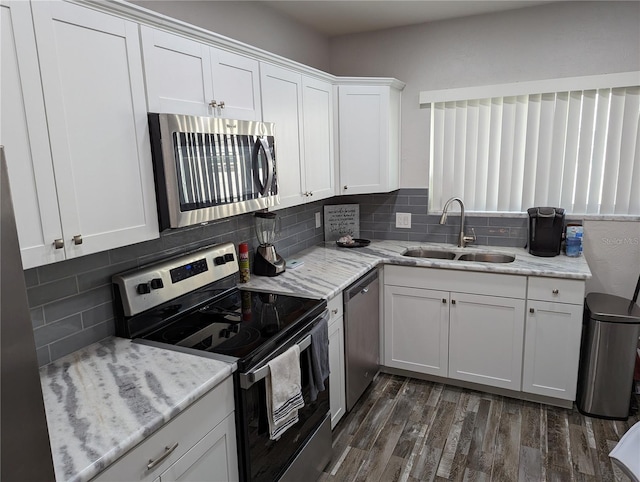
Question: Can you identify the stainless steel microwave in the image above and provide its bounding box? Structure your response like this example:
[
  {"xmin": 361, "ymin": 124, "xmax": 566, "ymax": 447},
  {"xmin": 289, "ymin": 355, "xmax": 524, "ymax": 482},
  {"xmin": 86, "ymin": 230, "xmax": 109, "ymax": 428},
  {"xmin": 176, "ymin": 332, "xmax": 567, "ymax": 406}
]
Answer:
[{"xmin": 148, "ymin": 113, "xmax": 279, "ymax": 230}]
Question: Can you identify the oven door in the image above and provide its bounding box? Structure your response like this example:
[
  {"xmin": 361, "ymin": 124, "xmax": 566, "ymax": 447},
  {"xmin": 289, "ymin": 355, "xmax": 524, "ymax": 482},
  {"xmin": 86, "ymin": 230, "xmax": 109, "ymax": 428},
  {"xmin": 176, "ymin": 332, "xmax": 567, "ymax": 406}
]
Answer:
[{"xmin": 234, "ymin": 314, "xmax": 331, "ymax": 482}]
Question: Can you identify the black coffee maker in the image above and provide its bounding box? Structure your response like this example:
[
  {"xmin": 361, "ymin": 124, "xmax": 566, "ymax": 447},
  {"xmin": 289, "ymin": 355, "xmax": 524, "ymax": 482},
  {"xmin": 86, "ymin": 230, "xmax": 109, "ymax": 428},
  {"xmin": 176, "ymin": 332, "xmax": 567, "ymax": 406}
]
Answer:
[{"xmin": 527, "ymin": 207, "xmax": 565, "ymax": 257}]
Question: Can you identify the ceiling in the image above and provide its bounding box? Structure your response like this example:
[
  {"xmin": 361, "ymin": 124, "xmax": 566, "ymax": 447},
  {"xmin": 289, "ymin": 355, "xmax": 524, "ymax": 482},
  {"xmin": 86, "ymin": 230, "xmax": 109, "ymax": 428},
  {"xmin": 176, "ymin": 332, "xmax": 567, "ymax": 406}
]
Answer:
[{"xmin": 262, "ymin": 1, "xmax": 554, "ymax": 37}]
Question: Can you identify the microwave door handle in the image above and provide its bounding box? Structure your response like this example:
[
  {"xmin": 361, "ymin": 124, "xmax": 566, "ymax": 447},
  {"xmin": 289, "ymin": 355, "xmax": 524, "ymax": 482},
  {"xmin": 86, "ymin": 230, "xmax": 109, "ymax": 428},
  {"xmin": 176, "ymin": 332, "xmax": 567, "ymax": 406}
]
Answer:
[
  {"xmin": 239, "ymin": 334, "xmax": 311, "ymax": 390},
  {"xmin": 252, "ymin": 137, "xmax": 274, "ymax": 196}
]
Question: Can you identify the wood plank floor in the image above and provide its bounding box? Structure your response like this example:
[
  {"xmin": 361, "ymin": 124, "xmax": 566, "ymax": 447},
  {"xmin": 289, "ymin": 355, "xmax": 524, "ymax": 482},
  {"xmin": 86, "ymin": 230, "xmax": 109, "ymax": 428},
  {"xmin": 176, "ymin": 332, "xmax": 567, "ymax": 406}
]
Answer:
[{"xmin": 321, "ymin": 373, "xmax": 640, "ymax": 482}]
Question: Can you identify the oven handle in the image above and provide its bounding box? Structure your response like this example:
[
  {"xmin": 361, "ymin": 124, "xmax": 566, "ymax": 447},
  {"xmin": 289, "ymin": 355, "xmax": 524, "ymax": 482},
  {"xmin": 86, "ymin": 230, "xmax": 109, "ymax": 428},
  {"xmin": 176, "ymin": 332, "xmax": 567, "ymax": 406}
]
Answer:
[{"xmin": 239, "ymin": 334, "xmax": 312, "ymax": 390}]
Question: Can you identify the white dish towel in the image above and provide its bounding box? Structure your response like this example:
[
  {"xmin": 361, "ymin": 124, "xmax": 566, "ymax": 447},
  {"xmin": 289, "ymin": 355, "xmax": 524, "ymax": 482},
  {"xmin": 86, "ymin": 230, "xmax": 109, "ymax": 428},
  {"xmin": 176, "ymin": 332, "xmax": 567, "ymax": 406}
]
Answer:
[{"xmin": 265, "ymin": 344, "xmax": 305, "ymax": 440}]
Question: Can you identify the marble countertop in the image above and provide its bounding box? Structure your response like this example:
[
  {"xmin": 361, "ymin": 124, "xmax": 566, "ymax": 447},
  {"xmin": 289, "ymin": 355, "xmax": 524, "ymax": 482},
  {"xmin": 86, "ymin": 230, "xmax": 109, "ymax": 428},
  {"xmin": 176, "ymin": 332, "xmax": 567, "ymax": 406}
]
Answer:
[
  {"xmin": 241, "ymin": 240, "xmax": 592, "ymax": 300},
  {"xmin": 40, "ymin": 337, "xmax": 235, "ymax": 482}
]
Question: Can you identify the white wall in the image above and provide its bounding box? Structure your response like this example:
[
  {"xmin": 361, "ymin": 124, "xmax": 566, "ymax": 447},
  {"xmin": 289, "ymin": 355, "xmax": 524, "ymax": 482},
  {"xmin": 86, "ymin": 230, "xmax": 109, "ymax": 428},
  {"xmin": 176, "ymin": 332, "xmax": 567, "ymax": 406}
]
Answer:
[
  {"xmin": 129, "ymin": 0, "xmax": 331, "ymax": 72},
  {"xmin": 329, "ymin": 1, "xmax": 640, "ymax": 189},
  {"xmin": 583, "ymin": 221, "xmax": 640, "ymax": 298}
]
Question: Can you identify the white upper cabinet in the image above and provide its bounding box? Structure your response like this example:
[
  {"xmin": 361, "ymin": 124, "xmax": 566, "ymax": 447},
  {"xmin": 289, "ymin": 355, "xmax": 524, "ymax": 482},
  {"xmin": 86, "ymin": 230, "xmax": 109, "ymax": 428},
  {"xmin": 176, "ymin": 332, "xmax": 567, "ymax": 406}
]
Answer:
[
  {"xmin": 260, "ymin": 63, "xmax": 335, "ymax": 209},
  {"xmin": 27, "ymin": 0, "xmax": 158, "ymax": 263},
  {"xmin": 337, "ymin": 82, "xmax": 403, "ymax": 195},
  {"xmin": 141, "ymin": 26, "xmax": 261, "ymax": 121},
  {"xmin": 301, "ymin": 77, "xmax": 335, "ymax": 201},
  {"xmin": 260, "ymin": 63, "xmax": 305, "ymax": 208},
  {"xmin": 1, "ymin": 1, "xmax": 64, "ymax": 268}
]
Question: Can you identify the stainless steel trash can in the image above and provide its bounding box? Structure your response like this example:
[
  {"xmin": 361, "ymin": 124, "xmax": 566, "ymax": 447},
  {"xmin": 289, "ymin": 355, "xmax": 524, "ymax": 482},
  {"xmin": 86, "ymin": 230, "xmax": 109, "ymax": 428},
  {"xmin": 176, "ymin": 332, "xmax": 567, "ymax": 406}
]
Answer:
[{"xmin": 577, "ymin": 293, "xmax": 640, "ymax": 419}]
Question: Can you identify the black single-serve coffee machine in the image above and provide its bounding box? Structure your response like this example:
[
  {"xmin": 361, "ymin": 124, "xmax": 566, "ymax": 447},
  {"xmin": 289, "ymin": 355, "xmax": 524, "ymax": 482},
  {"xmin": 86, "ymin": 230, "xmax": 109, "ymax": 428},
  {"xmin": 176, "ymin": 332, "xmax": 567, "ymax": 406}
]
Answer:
[{"xmin": 527, "ymin": 207, "xmax": 565, "ymax": 257}]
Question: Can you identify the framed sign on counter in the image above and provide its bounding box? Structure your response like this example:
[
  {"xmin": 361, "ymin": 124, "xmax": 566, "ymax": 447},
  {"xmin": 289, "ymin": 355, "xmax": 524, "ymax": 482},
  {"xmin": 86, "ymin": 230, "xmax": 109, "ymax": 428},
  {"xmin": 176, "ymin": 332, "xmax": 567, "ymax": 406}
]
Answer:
[{"xmin": 324, "ymin": 204, "xmax": 359, "ymax": 241}]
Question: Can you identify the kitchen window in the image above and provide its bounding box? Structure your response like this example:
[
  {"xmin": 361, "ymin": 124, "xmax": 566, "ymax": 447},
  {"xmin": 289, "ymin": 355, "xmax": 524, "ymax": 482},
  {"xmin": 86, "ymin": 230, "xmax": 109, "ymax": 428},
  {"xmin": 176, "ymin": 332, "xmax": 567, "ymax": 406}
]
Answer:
[{"xmin": 420, "ymin": 72, "xmax": 640, "ymax": 216}]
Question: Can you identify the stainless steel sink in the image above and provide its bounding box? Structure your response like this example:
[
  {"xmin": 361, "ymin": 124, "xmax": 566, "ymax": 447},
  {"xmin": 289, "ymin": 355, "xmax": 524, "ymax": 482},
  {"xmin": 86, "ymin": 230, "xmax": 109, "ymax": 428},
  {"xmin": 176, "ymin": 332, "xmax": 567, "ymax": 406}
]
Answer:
[
  {"xmin": 403, "ymin": 248, "xmax": 516, "ymax": 263},
  {"xmin": 456, "ymin": 252, "xmax": 515, "ymax": 263},
  {"xmin": 403, "ymin": 248, "xmax": 457, "ymax": 260}
]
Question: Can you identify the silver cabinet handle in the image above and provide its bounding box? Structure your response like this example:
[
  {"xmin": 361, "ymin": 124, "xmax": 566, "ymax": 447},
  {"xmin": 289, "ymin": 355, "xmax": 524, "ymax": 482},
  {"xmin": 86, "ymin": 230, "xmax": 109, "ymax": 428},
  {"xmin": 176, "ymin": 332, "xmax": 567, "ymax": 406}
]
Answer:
[
  {"xmin": 54, "ymin": 239, "xmax": 64, "ymax": 249},
  {"xmin": 219, "ymin": 101, "xmax": 225, "ymax": 109},
  {"xmin": 73, "ymin": 235, "xmax": 83, "ymax": 245},
  {"xmin": 552, "ymin": 289, "xmax": 559, "ymax": 295},
  {"xmin": 361, "ymin": 287, "xmax": 369, "ymax": 294},
  {"xmin": 209, "ymin": 100, "xmax": 218, "ymax": 108},
  {"xmin": 331, "ymin": 308, "xmax": 338, "ymax": 315},
  {"xmin": 147, "ymin": 442, "xmax": 179, "ymax": 470}
]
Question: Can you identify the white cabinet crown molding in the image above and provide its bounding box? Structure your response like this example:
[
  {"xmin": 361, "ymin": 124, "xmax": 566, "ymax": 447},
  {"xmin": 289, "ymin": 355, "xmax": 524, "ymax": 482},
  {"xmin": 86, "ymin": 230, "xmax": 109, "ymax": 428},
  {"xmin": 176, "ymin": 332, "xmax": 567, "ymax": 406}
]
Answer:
[{"xmin": 68, "ymin": 0, "xmax": 404, "ymax": 88}]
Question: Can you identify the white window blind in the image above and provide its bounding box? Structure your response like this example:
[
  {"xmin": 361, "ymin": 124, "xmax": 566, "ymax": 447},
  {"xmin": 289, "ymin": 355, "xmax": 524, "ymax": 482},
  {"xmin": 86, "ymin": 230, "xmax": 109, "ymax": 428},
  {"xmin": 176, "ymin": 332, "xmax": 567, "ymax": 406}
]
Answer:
[{"xmin": 428, "ymin": 83, "xmax": 640, "ymax": 215}]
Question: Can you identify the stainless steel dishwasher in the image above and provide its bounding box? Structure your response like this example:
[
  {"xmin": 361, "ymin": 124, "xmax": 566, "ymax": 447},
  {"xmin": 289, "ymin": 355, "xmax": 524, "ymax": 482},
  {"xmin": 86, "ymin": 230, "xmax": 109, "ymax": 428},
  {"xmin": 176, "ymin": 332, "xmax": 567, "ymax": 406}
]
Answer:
[{"xmin": 344, "ymin": 268, "xmax": 380, "ymax": 411}]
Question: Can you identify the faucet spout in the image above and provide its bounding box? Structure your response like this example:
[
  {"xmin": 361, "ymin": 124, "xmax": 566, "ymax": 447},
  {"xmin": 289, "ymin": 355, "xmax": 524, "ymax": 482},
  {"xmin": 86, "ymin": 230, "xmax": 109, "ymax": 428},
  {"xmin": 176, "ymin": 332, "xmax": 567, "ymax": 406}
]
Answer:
[{"xmin": 439, "ymin": 197, "xmax": 476, "ymax": 247}]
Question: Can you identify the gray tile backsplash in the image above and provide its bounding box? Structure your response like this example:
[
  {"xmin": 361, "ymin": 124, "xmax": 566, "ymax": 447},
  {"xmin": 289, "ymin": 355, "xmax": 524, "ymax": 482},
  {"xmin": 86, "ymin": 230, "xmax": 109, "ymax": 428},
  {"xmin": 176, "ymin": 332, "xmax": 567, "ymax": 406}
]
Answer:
[{"xmin": 28, "ymin": 189, "xmax": 529, "ymax": 366}]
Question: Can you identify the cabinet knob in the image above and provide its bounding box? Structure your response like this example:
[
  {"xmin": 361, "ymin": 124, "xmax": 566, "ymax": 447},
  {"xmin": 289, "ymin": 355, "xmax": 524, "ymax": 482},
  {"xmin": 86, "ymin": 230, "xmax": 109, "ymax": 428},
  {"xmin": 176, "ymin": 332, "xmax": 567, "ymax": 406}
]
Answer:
[
  {"xmin": 73, "ymin": 234, "xmax": 83, "ymax": 245},
  {"xmin": 219, "ymin": 101, "xmax": 225, "ymax": 109},
  {"xmin": 530, "ymin": 308, "xmax": 535, "ymax": 313},
  {"xmin": 552, "ymin": 289, "xmax": 559, "ymax": 295},
  {"xmin": 451, "ymin": 299, "xmax": 456, "ymax": 305},
  {"xmin": 331, "ymin": 308, "xmax": 338, "ymax": 315},
  {"xmin": 442, "ymin": 298, "xmax": 447, "ymax": 304},
  {"xmin": 209, "ymin": 100, "xmax": 218, "ymax": 108},
  {"xmin": 54, "ymin": 238, "xmax": 64, "ymax": 249},
  {"xmin": 343, "ymin": 185, "xmax": 348, "ymax": 190}
]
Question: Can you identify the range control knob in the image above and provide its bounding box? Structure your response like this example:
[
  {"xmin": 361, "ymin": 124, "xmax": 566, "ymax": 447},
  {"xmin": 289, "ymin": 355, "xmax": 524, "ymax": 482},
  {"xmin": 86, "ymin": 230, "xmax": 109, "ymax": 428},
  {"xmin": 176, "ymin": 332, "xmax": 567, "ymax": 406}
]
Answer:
[
  {"xmin": 224, "ymin": 253, "xmax": 235, "ymax": 262},
  {"xmin": 150, "ymin": 278, "xmax": 164, "ymax": 289},
  {"xmin": 214, "ymin": 256, "xmax": 226, "ymax": 266},
  {"xmin": 136, "ymin": 282, "xmax": 151, "ymax": 295}
]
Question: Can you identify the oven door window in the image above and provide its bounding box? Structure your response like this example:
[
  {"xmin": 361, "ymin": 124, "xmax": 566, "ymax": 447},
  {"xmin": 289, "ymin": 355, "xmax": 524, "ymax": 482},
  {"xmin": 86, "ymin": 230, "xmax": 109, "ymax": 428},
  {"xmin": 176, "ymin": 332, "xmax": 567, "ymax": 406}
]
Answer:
[
  {"xmin": 241, "ymin": 349, "xmax": 329, "ymax": 482},
  {"xmin": 173, "ymin": 132, "xmax": 276, "ymax": 211}
]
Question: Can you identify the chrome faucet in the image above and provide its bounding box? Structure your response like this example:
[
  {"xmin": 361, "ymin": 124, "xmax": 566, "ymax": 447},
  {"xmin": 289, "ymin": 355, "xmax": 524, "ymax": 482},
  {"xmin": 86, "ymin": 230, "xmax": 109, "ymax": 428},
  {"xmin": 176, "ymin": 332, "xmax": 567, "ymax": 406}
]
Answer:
[{"xmin": 439, "ymin": 197, "xmax": 476, "ymax": 248}]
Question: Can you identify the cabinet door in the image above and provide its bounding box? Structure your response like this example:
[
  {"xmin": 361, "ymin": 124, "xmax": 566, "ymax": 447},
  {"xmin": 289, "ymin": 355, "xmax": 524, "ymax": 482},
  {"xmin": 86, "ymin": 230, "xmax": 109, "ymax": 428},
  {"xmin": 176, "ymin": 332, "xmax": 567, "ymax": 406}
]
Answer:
[
  {"xmin": 31, "ymin": 1, "xmax": 158, "ymax": 259},
  {"xmin": 141, "ymin": 26, "xmax": 214, "ymax": 116},
  {"xmin": 448, "ymin": 293, "xmax": 525, "ymax": 390},
  {"xmin": 159, "ymin": 412, "xmax": 238, "ymax": 482},
  {"xmin": 260, "ymin": 63, "xmax": 304, "ymax": 209},
  {"xmin": 338, "ymin": 85, "xmax": 390, "ymax": 195},
  {"xmin": 522, "ymin": 300, "xmax": 584, "ymax": 400},
  {"xmin": 328, "ymin": 316, "xmax": 346, "ymax": 429},
  {"xmin": 383, "ymin": 285, "xmax": 449, "ymax": 377},
  {"xmin": 301, "ymin": 76, "xmax": 335, "ymax": 200},
  {"xmin": 0, "ymin": 1, "xmax": 64, "ymax": 268},
  {"xmin": 210, "ymin": 48, "xmax": 261, "ymax": 121}
]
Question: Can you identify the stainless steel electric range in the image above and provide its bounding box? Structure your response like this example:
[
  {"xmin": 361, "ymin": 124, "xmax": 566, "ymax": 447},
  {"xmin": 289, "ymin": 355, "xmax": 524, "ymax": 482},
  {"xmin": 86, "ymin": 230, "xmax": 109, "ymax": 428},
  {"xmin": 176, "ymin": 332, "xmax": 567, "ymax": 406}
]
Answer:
[{"xmin": 112, "ymin": 243, "xmax": 332, "ymax": 482}]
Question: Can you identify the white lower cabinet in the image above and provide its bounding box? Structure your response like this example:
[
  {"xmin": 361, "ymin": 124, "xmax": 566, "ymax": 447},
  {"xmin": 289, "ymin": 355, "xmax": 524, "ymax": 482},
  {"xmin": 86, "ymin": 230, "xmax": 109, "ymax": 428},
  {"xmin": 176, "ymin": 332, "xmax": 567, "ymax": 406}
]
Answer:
[
  {"xmin": 158, "ymin": 412, "xmax": 238, "ymax": 482},
  {"xmin": 327, "ymin": 294, "xmax": 346, "ymax": 429},
  {"xmin": 522, "ymin": 278, "xmax": 585, "ymax": 401},
  {"xmin": 383, "ymin": 265, "xmax": 586, "ymax": 403},
  {"xmin": 383, "ymin": 266, "xmax": 527, "ymax": 392},
  {"xmin": 93, "ymin": 378, "xmax": 238, "ymax": 482},
  {"xmin": 384, "ymin": 285, "xmax": 449, "ymax": 377},
  {"xmin": 448, "ymin": 293, "xmax": 525, "ymax": 390}
]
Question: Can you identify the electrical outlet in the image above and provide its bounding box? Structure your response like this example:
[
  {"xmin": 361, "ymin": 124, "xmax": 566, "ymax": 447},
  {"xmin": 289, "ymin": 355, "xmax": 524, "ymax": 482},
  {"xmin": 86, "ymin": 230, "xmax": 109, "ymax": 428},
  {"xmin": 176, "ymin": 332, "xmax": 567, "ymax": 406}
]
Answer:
[
  {"xmin": 396, "ymin": 212, "xmax": 411, "ymax": 228},
  {"xmin": 315, "ymin": 212, "xmax": 322, "ymax": 229}
]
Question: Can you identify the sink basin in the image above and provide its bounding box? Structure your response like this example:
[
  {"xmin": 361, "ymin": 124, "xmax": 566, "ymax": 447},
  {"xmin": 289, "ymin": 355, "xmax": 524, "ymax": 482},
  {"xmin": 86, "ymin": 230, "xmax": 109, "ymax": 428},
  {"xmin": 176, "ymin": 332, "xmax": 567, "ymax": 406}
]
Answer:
[
  {"xmin": 456, "ymin": 252, "xmax": 515, "ymax": 263},
  {"xmin": 403, "ymin": 248, "xmax": 457, "ymax": 260}
]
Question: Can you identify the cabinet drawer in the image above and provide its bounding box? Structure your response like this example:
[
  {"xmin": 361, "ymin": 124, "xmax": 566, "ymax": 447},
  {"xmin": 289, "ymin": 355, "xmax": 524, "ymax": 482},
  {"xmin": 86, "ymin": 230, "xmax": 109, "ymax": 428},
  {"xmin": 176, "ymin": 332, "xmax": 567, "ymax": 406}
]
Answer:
[
  {"xmin": 527, "ymin": 277, "xmax": 585, "ymax": 305},
  {"xmin": 93, "ymin": 377, "xmax": 234, "ymax": 481},
  {"xmin": 327, "ymin": 293, "xmax": 343, "ymax": 324}
]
